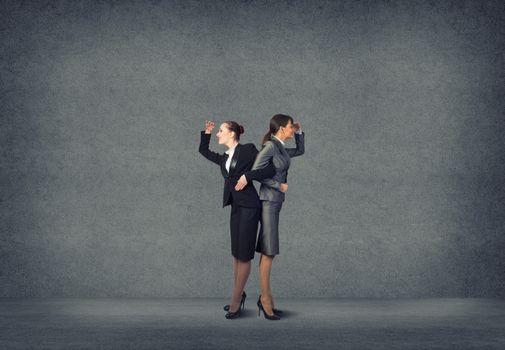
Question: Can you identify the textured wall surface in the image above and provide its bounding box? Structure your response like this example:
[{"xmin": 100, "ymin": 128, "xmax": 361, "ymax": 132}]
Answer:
[{"xmin": 1, "ymin": 0, "xmax": 504, "ymax": 298}]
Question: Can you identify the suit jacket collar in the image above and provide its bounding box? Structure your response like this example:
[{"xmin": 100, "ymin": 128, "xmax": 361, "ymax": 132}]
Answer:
[
  {"xmin": 270, "ymin": 136, "xmax": 283, "ymax": 148},
  {"xmin": 229, "ymin": 143, "xmax": 241, "ymax": 174},
  {"xmin": 221, "ymin": 143, "xmax": 241, "ymax": 175},
  {"xmin": 270, "ymin": 137, "xmax": 289, "ymax": 158},
  {"xmin": 272, "ymin": 135, "xmax": 286, "ymax": 146},
  {"xmin": 225, "ymin": 143, "xmax": 238, "ymax": 155}
]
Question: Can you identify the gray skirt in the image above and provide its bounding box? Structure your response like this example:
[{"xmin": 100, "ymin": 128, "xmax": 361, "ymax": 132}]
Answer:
[{"xmin": 256, "ymin": 200, "xmax": 283, "ymax": 256}]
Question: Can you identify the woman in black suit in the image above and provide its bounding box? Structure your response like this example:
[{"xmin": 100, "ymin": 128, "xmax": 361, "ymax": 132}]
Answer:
[{"xmin": 199, "ymin": 120, "xmax": 275, "ymax": 319}]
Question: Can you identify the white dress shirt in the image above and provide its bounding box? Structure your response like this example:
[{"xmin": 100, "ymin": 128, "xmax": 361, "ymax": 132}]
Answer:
[{"xmin": 225, "ymin": 143, "xmax": 238, "ymax": 172}]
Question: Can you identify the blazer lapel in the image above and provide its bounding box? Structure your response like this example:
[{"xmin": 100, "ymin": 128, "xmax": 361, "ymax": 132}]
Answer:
[
  {"xmin": 270, "ymin": 137, "xmax": 290, "ymax": 166},
  {"xmin": 229, "ymin": 144, "xmax": 241, "ymax": 174},
  {"xmin": 220, "ymin": 154, "xmax": 228, "ymax": 177}
]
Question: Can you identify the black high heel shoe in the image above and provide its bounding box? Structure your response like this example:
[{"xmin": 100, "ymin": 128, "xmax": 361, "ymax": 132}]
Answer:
[
  {"xmin": 223, "ymin": 291, "xmax": 246, "ymax": 311},
  {"xmin": 225, "ymin": 307, "xmax": 241, "ymax": 319},
  {"xmin": 257, "ymin": 294, "xmax": 283, "ymax": 316},
  {"xmin": 257, "ymin": 296, "xmax": 281, "ymax": 320},
  {"xmin": 272, "ymin": 307, "xmax": 284, "ymax": 316}
]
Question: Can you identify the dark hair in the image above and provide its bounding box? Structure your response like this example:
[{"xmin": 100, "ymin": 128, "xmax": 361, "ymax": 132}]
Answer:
[
  {"xmin": 223, "ymin": 121, "xmax": 244, "ymax": 141},
  {"xmin": 262, "ymin": 114, "xmax": 294, "ymax": 145}
]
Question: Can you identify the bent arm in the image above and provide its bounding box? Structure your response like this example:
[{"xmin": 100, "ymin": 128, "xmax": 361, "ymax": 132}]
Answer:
[
  {"xmin": 242, "ymin": 145, "xmax": 276, "ymax": 182},
  {"xmin": 285, "ymin": 132, "xmax": 305, "ymax": 158},
  {"xmin": 198, "ymin": 131, "xmax": 223, "ymax": 165},
  {"xmin": 244, "ymin": 161, "xmax": 275, "ymax": 182},
  {"xmin": 250, "ymin": 142, "xmax": 281, "ymax": 190}
]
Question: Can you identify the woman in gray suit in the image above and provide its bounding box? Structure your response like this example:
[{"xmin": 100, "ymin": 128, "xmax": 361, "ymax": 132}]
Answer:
[{"xmin": 235, "ymin": 114, "xmax": 304, "ymax": 320}]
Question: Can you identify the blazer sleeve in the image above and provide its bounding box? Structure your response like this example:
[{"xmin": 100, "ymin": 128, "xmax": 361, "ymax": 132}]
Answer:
[
  {"xmin": 285, "ymin": 132, "xmax": 305, "ymax": 158},
  {"xmin": 250, "ymin": 142, "xmax": 281, "ymax": 190},
  {"xmin": 243, "ymin": 145, "xmax": 276, "ymax": 182},
  {"xmin": 198, "ymin": 131, "xmax": 224, "ymax": 165}
]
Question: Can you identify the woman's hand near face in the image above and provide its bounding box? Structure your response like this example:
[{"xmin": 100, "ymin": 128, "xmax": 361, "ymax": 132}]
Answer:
[
  {"xmin": 205, "ymin": 120, "xmax": 215, "ymax": 134},
  {"xmin": 235, "ymin": 174, "xmax": 248, "ymax": 191},
  {"xmin": 279, "ymin": 183, "xmax": 288, "ymax": 193},
  {"xmin": 293, "ymin": 122, "xmax": 301, "ymax": 133}
]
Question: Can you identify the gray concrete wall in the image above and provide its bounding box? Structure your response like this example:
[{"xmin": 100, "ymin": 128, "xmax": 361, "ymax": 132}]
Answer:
[{"xmin": 1, "ymin": 0, "xmax": 504, "ymax": 298}]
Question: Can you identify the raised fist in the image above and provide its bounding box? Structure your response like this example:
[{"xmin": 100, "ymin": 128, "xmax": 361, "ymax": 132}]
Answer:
[
  {"xmin": 205, "ymin": 120, "xmax": 215, "ymax": 134},
  {"xmin": 293, "ymin": 122, "xmax": 301, "ymax": 132}
]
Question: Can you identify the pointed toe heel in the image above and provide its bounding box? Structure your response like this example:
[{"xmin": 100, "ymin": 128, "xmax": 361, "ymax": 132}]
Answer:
[
  {"xmin": 224, "ymin": 291, "xmax": 246, "ymax": 312},
  {"xmin": 257, "ymin": 296, "xmax": 281, "ymax": 321}
]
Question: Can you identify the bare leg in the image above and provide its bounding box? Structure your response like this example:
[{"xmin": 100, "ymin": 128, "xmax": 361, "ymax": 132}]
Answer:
[
  {"xmin": 228, "ymin": 259, "xmax": 252, "ymax": 312},
  {"xmin": 259, "ymin": 254, "xmax": 275, "ymax": 315},
  {"xmin": 233, "ymin": 257, "xmax": 238, "ymax": 286}
]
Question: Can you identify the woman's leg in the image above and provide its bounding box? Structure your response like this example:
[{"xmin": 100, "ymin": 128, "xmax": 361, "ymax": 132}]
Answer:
[
  {"xmin": 257, "ymin": 201, "xmax": 281, "ymax": 314},
  {"xmin": 228, "ymin": 259, "xmax": 252, "ymax": 312},
  {"xmin": 259, "ymin": 253, "xmax": 275, "ymax": 315},
  {"xmin": 227, "ymin": 205, "xmax": 257, "ymax": 313},
  {"xmin": 233, "ymin": 257, "xmax": 238, "ymax": 286}
]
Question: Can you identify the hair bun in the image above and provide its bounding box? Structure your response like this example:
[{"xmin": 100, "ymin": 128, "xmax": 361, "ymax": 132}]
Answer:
[{"xmin": 238, "ymin": 125, "xmax": 244, "ymax": 134}]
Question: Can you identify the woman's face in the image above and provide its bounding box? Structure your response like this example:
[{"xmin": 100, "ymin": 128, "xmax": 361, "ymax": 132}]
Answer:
[
  {"xmin": 279, "ymin": 120, "xmax": 295, "ymax": 140},
  {"xmin": 216, "ymin": 123, "xmax": 235, "ymax": 145}
]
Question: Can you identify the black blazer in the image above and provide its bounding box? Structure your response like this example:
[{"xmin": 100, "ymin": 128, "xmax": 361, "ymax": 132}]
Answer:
[{"xmin": 199, "ymin": 131, "xmax": 275, "ymax": 208}]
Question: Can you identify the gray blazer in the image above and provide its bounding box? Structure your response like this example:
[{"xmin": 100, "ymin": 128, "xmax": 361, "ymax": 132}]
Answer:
[{"xmin": 251, "ymin": 132, "xmax": 305, "ymax": 202}]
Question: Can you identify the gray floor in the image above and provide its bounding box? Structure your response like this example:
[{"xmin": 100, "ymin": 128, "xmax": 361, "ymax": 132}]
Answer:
[{"xmin": 1, "ymin": 298, "xmax": 504, "ymax": 349}]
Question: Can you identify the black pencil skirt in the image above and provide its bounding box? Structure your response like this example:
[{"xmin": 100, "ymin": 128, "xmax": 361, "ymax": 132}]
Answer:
[{"xmin": 229, "ymin": 203, "xmax": 260, "ymax": 261}]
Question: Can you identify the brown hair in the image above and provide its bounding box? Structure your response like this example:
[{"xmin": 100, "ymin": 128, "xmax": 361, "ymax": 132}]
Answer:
[
  {"xmin": 223, "ymin": 121, "xmax": 244, "ymax": 141},
  {"xmin": 262, "ymin": 114, "xmax": 294, "ymax": 145}
]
